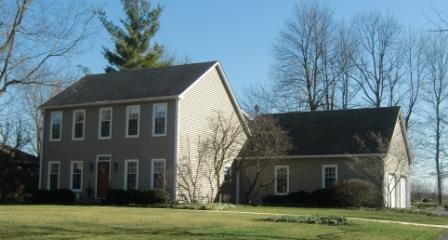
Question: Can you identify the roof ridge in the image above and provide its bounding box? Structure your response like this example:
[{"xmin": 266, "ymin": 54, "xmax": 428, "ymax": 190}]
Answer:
[{"xmin": 268, "ymin": 106, "xmax": 401, "ymax": 116}]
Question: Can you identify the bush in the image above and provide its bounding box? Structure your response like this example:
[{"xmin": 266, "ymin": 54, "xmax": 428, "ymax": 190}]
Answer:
[
  {"xmin": 309, "ymin": 188, "xmax": 336, "ymax": 207},
  {"xmin": 34, "ymin": 189, "xmax": 75, "ymax": 204},
  {"xmin": 105, "ymin": 189, "xmax": 171, "ymax": 205},
  {"xmin": 262, "ymin": 191, "xmax": 309, "ymax": 205},
  {"xmin": 261, "ymin": 215, "xmax": 349, "ymax": 226},
  {"xmin": 333, "ymin": 179, "xmax": 376, "ymax": 208}
]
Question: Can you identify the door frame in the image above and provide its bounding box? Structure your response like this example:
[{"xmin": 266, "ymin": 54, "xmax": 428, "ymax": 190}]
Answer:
[{"xmin": 95, "ymin": 154, "xmax": 111, "ymax": 199}]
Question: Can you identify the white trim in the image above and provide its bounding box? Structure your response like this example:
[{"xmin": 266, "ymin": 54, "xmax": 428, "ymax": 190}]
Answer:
[
  {"xmin": 322, "ymin": 164, "xmax": 338, "ymax": 188},
  {"xmin": 49, "ymin": 111, "xmax": 62, "ymax": 141},
  {"xmin": 95, "ymin": 154, "xmax": 111, "ymax": 199},
  {"xmin": 38, "ymin": 110, "xmax": 45, "ymax": 189},
  {"xmin": 70, "ymin": 161, "xmax": 83, "ymax": 192},
  {"xmin": 98, "ymin": 107, "xmax": 113, "ymax": 140},
  {"xmin": 150, "ymin": 159, "xmax": 166, "ymax": 189},
  {"xmin": 124, "ymin": 159, "xmax": 139, "ymax": 190},
  {"xmin": 152, "ymin": 102, "xmax": 168, "ymax": 137},
  {"xmin": 47, "ymin": 161, "xmax": 60, "ymax": 190},
  {"xmin": 72, "ymin": 109, "xmax": 86, "ymax": 141},
  {"xmin": 125, "ymin": 105, "xmax": 140, "ymax": 138},
  {"xmin": 274, "ymin": 165, "xmax": 289, "ymax": 195},
  {"xmin": 41, "ymin": 95, "xmax": 178, "ymax": 110},
  {"xmin": 173, "ymin": 99, "xmax": 179, "ymax": 200},
  {"xmin": 238, "ymin": 153, "xmax": 386, "ymax": 160}
]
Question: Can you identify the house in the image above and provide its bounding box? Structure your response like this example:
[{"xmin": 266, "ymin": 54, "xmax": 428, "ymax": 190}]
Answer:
[
  {"xmin": 39, "ymin": 61, "xmax": 411, "ymax": 208},
  {"xmin": 237, "ymin": 107, "xmax": 412, "ymax": 208},
  {"xmin": 0, "ymin": 144, "xmax": 39, "ymax": 200},
  {"xmin": 39, "ymin": 61, "xmax": 247, "ymax": 201}
]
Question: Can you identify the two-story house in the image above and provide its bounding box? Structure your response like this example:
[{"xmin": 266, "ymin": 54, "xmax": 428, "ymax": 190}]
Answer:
[{"xmin": 39, "ymin": 61, "xmax": 246, "ymax": 200}]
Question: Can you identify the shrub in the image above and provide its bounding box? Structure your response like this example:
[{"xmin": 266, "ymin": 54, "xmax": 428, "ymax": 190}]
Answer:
[
  {"xmin": 333, "ymin": 179, "xmax": 376, "ymax": 208},
  {"xmin": 309, "ymin": 188, "xmax": 336, "ymax": 207},
  {"xmin": 105, "ymin": 189, "xmax": 171, "ymax": 205},
  {"xmin": 262, "ymin": 191, "xmax": 309, "ymax": 205},
  {"xmin": 34, "ymin": 189, "xmax": 75, "ymax": 204},
  {"xmin": 262, "ymin": 215, "xmax": 349, "ymax": 226}
]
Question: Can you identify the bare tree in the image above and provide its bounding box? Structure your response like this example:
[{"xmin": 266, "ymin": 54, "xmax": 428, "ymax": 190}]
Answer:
[
  {"xmin": 272, "ymin": 2, "xmax": 334, "ymax": 111},
  {"xmin": 351, "ymin": 11, "xmax": 402, "ymax": 108},
  {"xmin": 0, "ymin": 0, "xmax": 95, "ymax": 96},
  {"xmin": 238, "ymin": 115, "xmax": 292, "ymax": 204},
  {"xmin": 423, "ymin": 32, "xmax": 448, "ymax": 205},
  {"xmin": 202, "ymin": 113, "xmax": 245, "ymax": 203},
  {"xmin": 350, "ymin": 131, "xmax": 409, "ymax": 208}
]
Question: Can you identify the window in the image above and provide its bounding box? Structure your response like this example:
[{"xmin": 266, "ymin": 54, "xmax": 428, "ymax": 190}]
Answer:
[
  {"xmin": 50, "ymin": 111, "xmax": 62, "ymax": 141},
  {"xmin": 99, "ymin": 108, "xmax": 112, "ymax": 139},
  {"xmin": 275, "ymin": 165, "xmax": 289, "ymax": 195},
  {"xmin": 151, "ymin": 159, "xmax": 165, "ymax": 189},
  {"xmin": 152, "ymin": 103, "xmax": 167, "ymax": 136},
  {"xmin": 224, "ymin": 166, "xmax": 232, "ymax": 182},
  {"xmin": 126, "ymin": 105, "xmax": 140, "ymax": 138},
  {"xmin": 72, "ymin": 110, "xmax": 85, "ymax": 140},
  {"xmin": 125, "ymin": 160, "xmax": 138, "ymax": 190},
  {"xmin": 70, "ymin": 161, "xmax": 83, "ymax": 192},
  {"xmin": 322, "ymin": 164, "xmax": 338, "ymax": 188},
  {"xmin": 48, "ymin": 161, "xmax": 60, "ymax": 190}
]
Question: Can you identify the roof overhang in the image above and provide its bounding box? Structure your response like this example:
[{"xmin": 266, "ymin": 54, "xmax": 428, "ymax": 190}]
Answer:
[{"xmin": 237, "ymin": 153, "xmax": 387, "ymax": 160}]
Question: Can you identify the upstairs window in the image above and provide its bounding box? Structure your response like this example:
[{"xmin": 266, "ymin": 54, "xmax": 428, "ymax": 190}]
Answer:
[
  {"xmin": 151, "ymin": 159, "xmax": 165, "ymax": 189},
  {"xmin": 322, "ymin": 164, "xmax": 338, "ymax": 188},
  {"xmin": 125, "ymin": 160, "xmax": 138, "ymax": 190},
  {"xmin": 275, "ymin": 165, "xmax": 289, "ymax": 195},
  {"xmin": 50, "ymin": 111, "xmax": 62, "ymax": 141},
  {"xmin": 152, "ymin": 103, "xmax": 167, "ymax": 136},
  {"xmin": 48, "ymin": 161, "xmax": 60, "ymax": 190},
  {"xmin": 99, "ymin": 108, "xmax": 112, "ymax": 139},
  {"xmin": 72, "ymin": 110, "xmax": 85, "ymax": 140},
  {"xmin": 70, "ymin": 161, "xmax": 83, "ymax": 192},
  {"xmin": 126, "ymin": 105, "xmax": 140, "ymax": 138}
]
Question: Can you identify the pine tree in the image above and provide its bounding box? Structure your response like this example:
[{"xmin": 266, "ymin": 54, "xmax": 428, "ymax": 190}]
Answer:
[{"xmin": 96, "ymin": 0, "xmax": 171, "ymax": 72}]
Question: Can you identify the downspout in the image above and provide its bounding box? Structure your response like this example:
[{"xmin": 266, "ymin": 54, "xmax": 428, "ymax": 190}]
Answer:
[{"xmin": 38, "ymin": 109, "xmax": 45, "ymax": 190}]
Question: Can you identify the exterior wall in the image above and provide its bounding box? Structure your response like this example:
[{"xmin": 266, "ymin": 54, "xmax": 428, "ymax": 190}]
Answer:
[
  {"xmin": 41, "ymin": 99, "xmax": 177, "ymax": 199},
  {"xmin": 238, "ymin": 156, "xmax": 383, "ymax": 204},
  {"xmin": 177, "ymin": 66, "xmax": 246, "ymax": 202},
  {"xmin": 384, "ymin": 118, "xmax": 411, "ymax": 208}
]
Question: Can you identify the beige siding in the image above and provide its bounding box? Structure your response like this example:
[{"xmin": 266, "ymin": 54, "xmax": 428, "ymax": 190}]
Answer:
[
  {"xmin": 384, "ymin": 118, "xmax": 411, "ymax": 207},
  {"xmin": 41, "ymin": 100, "xmax": 177, "ymax": 198},
  {"xmin": 238, "ymin": 157, "xmax": 381, "ymax": 204},
  {"xmin": 177, "ymin": 66, "xmax": 245, "ymax": 202}
]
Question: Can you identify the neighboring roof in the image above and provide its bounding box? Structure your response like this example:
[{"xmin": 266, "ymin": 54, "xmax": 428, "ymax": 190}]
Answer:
[
  {"xmin": 41, "ymin": 61, "xmax": 217, "ymax": 108},
  {"xmin": 0, "ymin": 144, "xmax": 38, "ymax": 163},
  {"xmin": 269, "ymin": 107, "xmax": 401, "ymax": 156}
]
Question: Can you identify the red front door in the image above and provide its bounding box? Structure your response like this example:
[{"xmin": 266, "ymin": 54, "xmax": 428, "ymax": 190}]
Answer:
[{"xmin": 97, "ymin": 161, "xmax": 110, "ymax": 198}]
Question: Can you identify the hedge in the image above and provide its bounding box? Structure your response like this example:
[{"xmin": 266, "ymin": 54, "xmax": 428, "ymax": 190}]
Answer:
[
  {"xmin": 105, "ymin": 189, "xmax": 171, "ymax": 205},
  {"xmin": 34, "ymin": 189, "xmax": 75, "ymax": 204}
]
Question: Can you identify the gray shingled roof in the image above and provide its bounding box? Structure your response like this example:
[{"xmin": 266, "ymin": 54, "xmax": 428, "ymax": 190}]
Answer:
[
  {"xmin": 42, "ymin": 61, "xmax": 217, "ymax": 107},
  {"xmin": 269, "ymin": 107, "xmax": 401, "ymax": 156}
]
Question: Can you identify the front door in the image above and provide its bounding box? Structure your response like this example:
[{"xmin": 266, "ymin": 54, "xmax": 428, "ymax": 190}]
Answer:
[{"xmin": 97, "ymin": 161, "xmax": 110, "ymax": 198}]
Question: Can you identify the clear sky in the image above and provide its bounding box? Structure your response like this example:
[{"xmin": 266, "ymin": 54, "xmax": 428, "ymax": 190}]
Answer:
[{"xmin": 77, "ymin": 0, "xmax": 448, "ymax": 99}]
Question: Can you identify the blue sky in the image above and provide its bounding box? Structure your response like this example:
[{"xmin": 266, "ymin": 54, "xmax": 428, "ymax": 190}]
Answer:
[{"xmin": 77, "ymin": 0, "xmax": 448, "ymax": 99}]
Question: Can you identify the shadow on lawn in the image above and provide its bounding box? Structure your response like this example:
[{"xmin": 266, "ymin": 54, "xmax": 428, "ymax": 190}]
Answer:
[{"xmin": 1, "ymin": 221, "xmax": 349, "ymax": 240}]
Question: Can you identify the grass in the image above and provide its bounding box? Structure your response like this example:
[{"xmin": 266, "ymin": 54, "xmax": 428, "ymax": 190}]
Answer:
[
  {"xmin": 230, "ymin": 205, "xmax": 448, "ymax": 225},
  {"xmin": 0, "ymin": 205, "xmax": 445, "ymax": 239}
]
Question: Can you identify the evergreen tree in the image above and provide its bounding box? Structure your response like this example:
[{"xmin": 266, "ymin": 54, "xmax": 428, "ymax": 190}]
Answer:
[{"xmin": 96, "ymin": 0, "xmax": 171, "ymax": 72}]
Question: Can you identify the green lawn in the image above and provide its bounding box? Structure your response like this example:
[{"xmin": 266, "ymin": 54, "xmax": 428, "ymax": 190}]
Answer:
[{"xmin": 0, "ymin": 205, "xmax": 445, "ymax": 240}]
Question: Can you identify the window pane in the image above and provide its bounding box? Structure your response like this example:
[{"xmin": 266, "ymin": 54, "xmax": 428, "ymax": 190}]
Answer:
[
  {"xmin": 324, "ymin": 167, "xmax": 336, "ymax": 188},
  {"xmin": 128, "ymin": 119, "xmax": 138, "ymax": 135},
  {"xmin": 52, "ymin": 124, "xmax": 61, "ymax": 139},
  {"xmin": 101, "ymin": 121, "xmax": 110, "ymax": 137},
  {"xmin": 155, "ymin": 117, "xmax": 165, "ymax": 134},
  {"xmin": 153, "ymin": 104, "xmax": 166, "ymax": 135},
  {"xmin": 50, "ymin": 174, "xmax": 58, "ymax": 190},
  {"xmin": 276, "ymin": 167, "xmax": 288, "ymax": 194},
  {"xmin": 127, "ymin": 174, "xmax": 137, "ymax": 190},
  {"xmin": 51, "ymin": 112, "xmax": 62, "ymax": 139},
  {"xmin": 75, "ymin": 122, "xmax": 83, "ymax": 138},
  {"xmin": 154, "ymin": 173, "xmax": 164, "ymax": 189},
  {"xmin": 98, "ymin": 156, "xmax": 110, "ymax": 161}
]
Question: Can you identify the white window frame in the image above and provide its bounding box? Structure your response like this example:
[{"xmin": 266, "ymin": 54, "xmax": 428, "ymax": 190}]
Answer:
[
  {"xmin": 70, "ymin": 161, "xmax": 83, "ymax": 192},
  {"xmin": 152, "ymin": 103, "xmax": 168, "ymax": 137},
  {"xmin": 274, "ymin": 165, "xmax": 289, "ymax": 195},
  {"xmin": 125, "ymin": 105, "xmax": 140, "ymax": 138},
  {"xmin": 49, "ymin": 111, "xmax": 63, "ymax": 141},
  {"xmin": 124, "ymin": 159, "xmax": 139, "ymax": 190},
  {"xmin": 72, "ymin": 109, "xmax": 86, "ymax": 141},
  {"xmin": 95, "ymin": 154, "xmax": 112, "ymax": 199},
  {"xmin": 322, "ymin": 164, "xmax": 338, "ymax": 188},
  {"xmin": 98, "ymin": 107, "xmax": 113, "ymax": 139},
  {"xmin": 47, "ymin": 161, "xmax": 60, "ymax": 190},
  {"xmin": 150, "ymin": 159, "xmax": 166, "ymax": 189}
]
